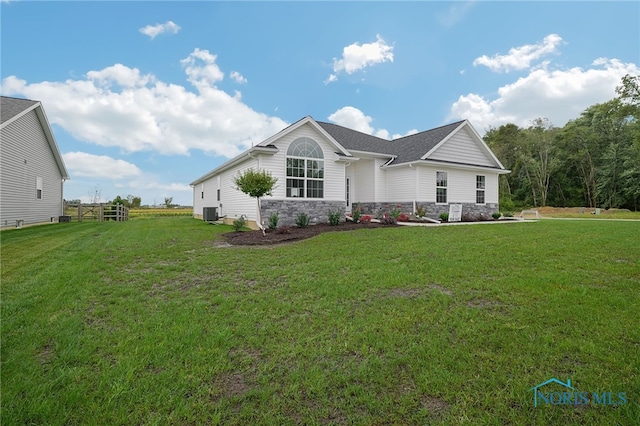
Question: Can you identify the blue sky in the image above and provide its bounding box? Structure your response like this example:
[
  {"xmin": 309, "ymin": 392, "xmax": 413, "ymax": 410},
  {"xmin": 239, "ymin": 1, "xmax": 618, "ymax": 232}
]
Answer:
[{"xmin": 2, "ymin": 1, "xmax": 638, "ymax": 206}]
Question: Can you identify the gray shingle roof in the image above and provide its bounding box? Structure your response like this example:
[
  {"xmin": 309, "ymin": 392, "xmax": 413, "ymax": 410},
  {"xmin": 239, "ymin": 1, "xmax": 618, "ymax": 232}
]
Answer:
[
  {"xmin": 1, "ymin": 96, "xmax": 39, "ymax": 126},
  {"xmin": 317, "ymin": 121, "xmax": 397, "ymax": 156},
  {"xmin": 317, "ymin": 119, "xmax": 465, "ymax": 165}
]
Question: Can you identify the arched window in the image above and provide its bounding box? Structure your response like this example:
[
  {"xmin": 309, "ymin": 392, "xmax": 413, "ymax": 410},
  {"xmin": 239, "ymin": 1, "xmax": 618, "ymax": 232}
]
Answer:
[{"xmin": 286, "ymin": 137, "xmax": 324, "ymax": 198}]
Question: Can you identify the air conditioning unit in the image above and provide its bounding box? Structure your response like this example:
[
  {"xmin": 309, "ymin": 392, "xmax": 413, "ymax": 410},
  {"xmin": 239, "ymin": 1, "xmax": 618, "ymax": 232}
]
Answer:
[{"xmin": 203, "ymin": 207, "xmax": 218, "ymax": 221}]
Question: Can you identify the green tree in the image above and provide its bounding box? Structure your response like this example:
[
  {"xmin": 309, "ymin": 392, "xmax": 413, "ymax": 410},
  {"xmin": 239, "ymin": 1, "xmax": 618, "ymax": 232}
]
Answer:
[
  {"xmin": 484, "ymin": 123, "xmax": 522, "ymax": 209},
  {"xmin": 164, "ymin": 197, "xmax": 174, "ymax": 208},
  {"xmin": 127, "ymin": 195, "xmax": 142, "ymax": 208},
  {"xmin": 519, "ymin": 118, "xmax": 558, "ymax": 207},
  {"xmin": 616, "ymin": 74, "xmax": 640, "ymax": 106},
  {"xmin": 112, "ymin": 195, "xmax": 126, "ymax": 206},
  {"xmin": 234, "ymin": 169, "xmax": 278, "ymax": 236}
]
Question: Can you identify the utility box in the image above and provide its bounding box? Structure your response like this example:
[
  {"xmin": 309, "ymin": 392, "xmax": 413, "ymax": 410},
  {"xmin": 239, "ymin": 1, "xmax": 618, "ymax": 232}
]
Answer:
[
  {"xmin": 59, "ymin": 215, "xmax": 71, "ymax": 223},
  {"xmin": 203, "ymin": 207, "xmax": 219, "ymax": 221}
]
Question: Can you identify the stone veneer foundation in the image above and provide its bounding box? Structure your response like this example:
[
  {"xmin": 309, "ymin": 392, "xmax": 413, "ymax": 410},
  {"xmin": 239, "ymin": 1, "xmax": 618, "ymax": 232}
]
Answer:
[
  {"xmin": 354, "ymin": 201, "xmax": 499, "ymax": 220},
  {"xmin": 261, "ymin": 199, "xmax": 347, "ymax": 227}
]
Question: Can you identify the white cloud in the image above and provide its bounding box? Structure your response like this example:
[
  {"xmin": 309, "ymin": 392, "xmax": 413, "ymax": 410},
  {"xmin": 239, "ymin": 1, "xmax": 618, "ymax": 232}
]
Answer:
[
  {"xmin": 473, "ymin": 34, "xmax": 563, "ymax": 73},
  {"xmin": 1, "ymin": 48, "xmax": 288, "ymax": 158},
  {"xmin": 63, "ymin": 152, "xmax": 141, "ymax": 178},
  {"xmin": 326, "ymin": 35, "xmax": 394, "ymax": 84},
  {"xmin": 128, "ymin": 180, "xmax": 191, "ymax": 192},
  {"xmin": 328, "ymin": 106, "xmax": 417, "ymax": 140},
  {"xmin": 139, "ymin": 21, "xmax": 181, "ymax": 39},
  {"xmin": 87, "ymin": 64, "xmax": 154, "ymax": 88},
  {"xmin": 324, "ymin": 74, "xmax": 338, "ymax": 85},
  {"xmin": 392, "ymin": 129, "xmax": 419, "ymax": 139},
  {"xmin": 328, "ymin": 106, "xmax": 375, "ymax": 134},
  {"xmin": 450, "ymin": 58, "xmax": 640, "ymax": 133},
  {"xmin": 180, "ymin": 48, "xmax": 225, "ymax": 88},
  {"xmin": 230, "ymin": 71, "xmax": 247, "ymax": 84}
]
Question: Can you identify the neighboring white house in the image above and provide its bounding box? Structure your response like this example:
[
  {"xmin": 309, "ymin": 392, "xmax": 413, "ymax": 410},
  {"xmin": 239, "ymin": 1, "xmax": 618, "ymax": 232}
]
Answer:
[
  {"xmin": 1, "ymin": 96, "xmax": 69, "ymax": 229},
  {"xmin": 190, "ymin": 116, "xmax": 509, "ymax": 228}
]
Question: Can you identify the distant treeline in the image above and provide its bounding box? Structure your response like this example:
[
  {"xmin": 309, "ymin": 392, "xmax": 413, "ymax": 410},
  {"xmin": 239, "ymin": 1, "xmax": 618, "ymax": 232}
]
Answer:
[{"xmin": 484, "ymin": 74, "xmax": 640, "ymax": 211}]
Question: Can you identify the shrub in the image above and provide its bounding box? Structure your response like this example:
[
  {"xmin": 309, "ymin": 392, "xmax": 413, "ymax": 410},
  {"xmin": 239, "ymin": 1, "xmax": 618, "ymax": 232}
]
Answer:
[
  {"xmin": 492, "ymin": 212, "xmax": 502, "ymax": 220},
  {"xmin": 328, "ymin": 211, "xmax": 341, "ymax": 226},
  {"xmin": 296, "ymin": 212, "xmax": 310, "ymax": 228},
  {"xmin": 381, "ymin": 214, "xmax": 397, "ymax": 225},
  {"xmin": 351, "ymin": 206, "xmax": 362, "ymax": 223},
  {"xmin": 232, "ymin": 216, "xmax": 246, "ymax": 231},
  {"xmin": 360, "ymin": 215, "xmax": 371, "ymax": 224},
  {"xmin": 397, "ymin": 213, "xmax": 410, "ymax": 222},
  {"xmin": 439, "ymin": 212, "xmax": 449, "ymax": 222},
  {"xmin": 268, "ymin": 212, "xmax": 279, "ymax": 229},
  {"xmin": 415, "ymin": 205, "xmax": 427, "ymax": 218},
  {"xmin": 503, "ymin": 211, "xmax": 514, "ymax": 218},
  {"xmin": 275, "ymin": 225, "xmax": 291, "ymax": 234},
  {"xmin": 390, "ymin": 205, "xmax": 402, "ymax": 219}
]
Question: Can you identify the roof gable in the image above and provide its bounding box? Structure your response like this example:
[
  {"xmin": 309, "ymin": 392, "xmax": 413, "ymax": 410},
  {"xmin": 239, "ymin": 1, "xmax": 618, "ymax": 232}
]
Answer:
[
  {"xmin": 319, "ymin": 119, "xmax": 505, "ymax": 169},
  {"xmin": 1, "ymin": 96, "xmax": 39, "ymax": 127},
  {"xmin": 423, "ymin": 121, "xmax": 505, "ymax": 169},
  {"xmin": 258, "ymin": 116, "xmax": 351, "ymax": 156},
  {"xmin": 387, "ymin": 121, "xmax": 464, "ymax": 164},
  {"xmin": 1, "ymin": 96, "xmax": 69, "ymax": 179}
]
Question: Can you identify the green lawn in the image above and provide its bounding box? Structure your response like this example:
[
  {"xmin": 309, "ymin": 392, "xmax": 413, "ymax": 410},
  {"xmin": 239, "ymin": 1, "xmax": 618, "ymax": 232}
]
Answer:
[{"xmin": 1, "ymin": 218, "xmax": 638, "ymax": 425}]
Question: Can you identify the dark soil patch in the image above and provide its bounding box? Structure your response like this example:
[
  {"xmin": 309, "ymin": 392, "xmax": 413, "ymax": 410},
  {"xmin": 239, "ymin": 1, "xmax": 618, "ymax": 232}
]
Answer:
[
  {"xmin": 223, "ymin": 221, "xmax": 394, "ymax": 246},
  {"xmin": 421, "ymin": 395, "xmax": 449, "ymax": 416}
]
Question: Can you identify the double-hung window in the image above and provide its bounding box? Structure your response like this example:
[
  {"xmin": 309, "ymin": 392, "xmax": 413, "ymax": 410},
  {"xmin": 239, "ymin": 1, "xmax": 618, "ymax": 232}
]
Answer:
[
  {"xmin": 286, "ymin": 138, "xmax": 324, "ymax": 198},
  {"xmin": 476, "ymin": 175, "xmax": 485, "ymax": 204},
  {"xmin": 436, "ymin": 171, "xmax": 447, "ymax": 204}
]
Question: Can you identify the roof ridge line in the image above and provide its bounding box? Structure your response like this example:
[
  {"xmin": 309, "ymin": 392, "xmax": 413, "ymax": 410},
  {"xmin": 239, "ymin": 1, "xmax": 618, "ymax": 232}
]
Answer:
[{"xmin": 391, "ymin": 120, "xmax": 466, "ymax": 142}]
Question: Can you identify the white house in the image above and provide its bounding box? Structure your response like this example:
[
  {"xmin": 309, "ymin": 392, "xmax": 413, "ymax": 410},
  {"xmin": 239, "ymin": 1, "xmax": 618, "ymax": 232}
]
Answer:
[
  {"xmin": 1, "ymin": 96, "xmax": 69, "ymax": 229},
  {"xmin": 190, "ymin": 116, "xmax": 509, "ymax": 228}
]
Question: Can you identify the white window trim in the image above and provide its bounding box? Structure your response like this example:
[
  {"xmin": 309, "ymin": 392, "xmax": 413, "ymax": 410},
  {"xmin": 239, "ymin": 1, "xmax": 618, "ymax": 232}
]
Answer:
[
  {"xmin": 286, "ymin": 138, "xmax": 325, "ymax": 199},
  {"xmin": 476, "ymin": 175, "xmax": 486, "ymax": 205},
  {"xmin": 436, "ymin": 171, "xmax": 447, "ymax": 204}
]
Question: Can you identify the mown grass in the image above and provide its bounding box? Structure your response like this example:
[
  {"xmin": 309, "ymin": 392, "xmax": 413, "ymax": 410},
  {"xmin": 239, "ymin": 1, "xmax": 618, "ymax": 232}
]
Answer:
[
  {"xmin": 1, "ymin": 218, "xmax": 638, "ymax": 425},
  {"xmin": 542, "ymin": 211, "xmax": 640, "ymax": 220}
]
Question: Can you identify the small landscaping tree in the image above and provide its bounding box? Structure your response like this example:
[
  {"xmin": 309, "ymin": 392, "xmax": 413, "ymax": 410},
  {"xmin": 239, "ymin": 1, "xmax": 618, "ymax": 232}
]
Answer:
[{"xmin": 234, "ymin": 169, "xmax": 278, "ymax": 236}]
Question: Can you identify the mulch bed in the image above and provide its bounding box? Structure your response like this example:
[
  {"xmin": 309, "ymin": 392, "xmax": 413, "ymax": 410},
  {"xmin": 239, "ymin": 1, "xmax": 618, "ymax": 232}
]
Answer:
[{"xmin": 222, "ymin": 221, "xmax": 393, "ymax": 246}]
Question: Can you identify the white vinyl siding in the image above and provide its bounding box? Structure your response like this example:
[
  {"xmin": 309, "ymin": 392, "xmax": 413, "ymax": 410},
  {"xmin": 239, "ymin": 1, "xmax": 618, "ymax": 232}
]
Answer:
[
  {"xmin": 349, "ymin": 159, "xmax": 375, "ymax": 202},
  {"xmin": 416, "ymin": 166, "xmax": 500, "ymax": 204},
  {"xmin": 374, "ymin": 158, "xmax": 387, "ymax": 202},
  {"xmin": 448, "ymin": 170, "xmax": 496, "ymax": 204},
  {"xmin": 193, "ymin": 179, "xmax": 218, "ymax": 218},
  {"xmin": 429, "ymin": 128, "xmax": 495, "ymax": 167},
  {"xmin": 484, "ymin": 174, "xmax": 499, "ymax": 204},
  {"xmin": 385, "ymin": 167, "xmax": 415, "ymax": 201},
  {"xmin": 1, "ymin": 109, "xmax": 64, "ymax": 228},
  {"xmin": 218, "ymin": 160, "xmax": 259, "ymax": 220}
]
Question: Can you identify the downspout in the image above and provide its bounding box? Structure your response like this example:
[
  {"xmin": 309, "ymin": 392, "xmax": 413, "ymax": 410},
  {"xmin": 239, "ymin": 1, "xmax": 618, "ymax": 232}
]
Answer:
[
  {"xmin": 414, "ymin": 165, "xmax": 419, "ymax": 215},
  {"xmin": 409, "ymin": 163, "xmax": 417, "ymax": 214},
  {"xmin": 61, "ymin": 177, "xmax": 68, "ymax": 216}
]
